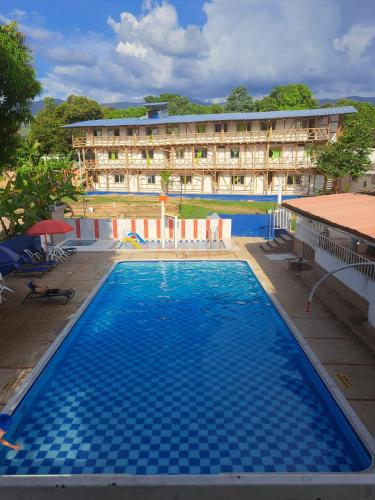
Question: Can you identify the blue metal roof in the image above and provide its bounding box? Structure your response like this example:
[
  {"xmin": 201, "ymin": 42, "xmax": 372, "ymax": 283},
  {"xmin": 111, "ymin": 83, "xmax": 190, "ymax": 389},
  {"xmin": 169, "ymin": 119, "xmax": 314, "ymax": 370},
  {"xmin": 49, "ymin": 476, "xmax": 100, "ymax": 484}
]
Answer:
[{"xmin": 64, "ymin": 106, "xmax": 357, "ymax": 128}]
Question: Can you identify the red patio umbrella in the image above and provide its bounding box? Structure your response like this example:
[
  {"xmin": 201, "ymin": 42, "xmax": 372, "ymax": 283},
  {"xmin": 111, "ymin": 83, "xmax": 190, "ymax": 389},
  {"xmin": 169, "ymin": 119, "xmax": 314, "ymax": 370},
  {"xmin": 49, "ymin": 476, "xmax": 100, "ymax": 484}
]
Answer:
[{"xmin": 27, "ymin": 219, "xmax": 74, "ymax": 245}]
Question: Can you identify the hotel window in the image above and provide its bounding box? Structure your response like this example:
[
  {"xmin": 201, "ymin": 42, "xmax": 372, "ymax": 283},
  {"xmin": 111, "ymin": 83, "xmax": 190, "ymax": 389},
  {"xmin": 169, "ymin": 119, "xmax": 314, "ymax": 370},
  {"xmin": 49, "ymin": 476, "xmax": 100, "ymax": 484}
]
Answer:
[
  {"xmin": 194, "ymin": 148, "xmax": 207, "ymax": 159},
  {"xmin": 231, "ymin": 148, "xmax": 240, "ymax": 159},
  {"xmin": 214, "ymin": 123, "xmax": 228, "ymax": 133},
  {"xmin": 108, "ymin": 128, "xmax": 120, "ymax": 137},
  {"xmin": 114, "ymin": 174, "xmax": 124, "ymax": 183},
  {"xmin": 196, "ymin": 123, "xmax": 206, "ymax": 133},
  {"xmin": 231, "ymin": 175, "xmax": 244, "ymax": 185},
  {"xmin": 166, "ymin": 125, "xmax": 179, "ymax": 135},
  {"xmin": 165, "ymin": 150, "xmax": 170, "ymax": 159},
  {"xmin": 260, "ymin": 121, "xmax": 268, "ymax": 131},
  {"xmin": 108, "ymin": 151, "xmax": 119, "ymax": 160},
  {"xmin": 146, "ymin": 127, "xmax": 158, "ymax": 136},
  {"xmin": 180, "ymin": 175, "xmax": 192, "ymax": 184},
  {"xmin": 236, "ymin": 122, "xmax": 252, "ymax": 132},
  {"xmin": 142, "ymin": 150, "xmax": 154, "ymax": 159},
  {"xmin": 147, "ymin": 175, "xmax": 156, "ymax": 184},
  {"xmin": 176, "ymin": 148, "xmax": 184, "ymax": 159},
  {"xmin": 93, "ymin": 128, "xmax": 102, "ymax": 137},
  {"xmin": 127, "ymin": 127, "xmax": 138, "ymax": 136},
  {"xmin": 287, "ymin": 175, "xmax": 302, "ymax": 185},
  {"xmin": 269, "ymin": 147, "xmax": 282, "ymax": 159}
]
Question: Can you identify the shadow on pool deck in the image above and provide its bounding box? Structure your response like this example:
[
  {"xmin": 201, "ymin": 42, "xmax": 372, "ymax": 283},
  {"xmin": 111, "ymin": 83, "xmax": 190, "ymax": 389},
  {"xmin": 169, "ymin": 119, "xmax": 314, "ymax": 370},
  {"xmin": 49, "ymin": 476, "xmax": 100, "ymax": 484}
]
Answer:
[{"xmin": 0, "ymin": 240, "xmax": 374, "ymax": 438}]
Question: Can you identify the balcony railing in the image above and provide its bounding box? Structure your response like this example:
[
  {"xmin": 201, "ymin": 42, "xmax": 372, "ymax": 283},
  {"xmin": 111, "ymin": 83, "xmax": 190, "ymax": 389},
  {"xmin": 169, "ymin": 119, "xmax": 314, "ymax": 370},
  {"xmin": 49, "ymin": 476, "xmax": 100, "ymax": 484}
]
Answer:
[
  {"xmin": 296, "ymin": 222, "xmax": 375, "ymax": 280},
  {"xmin": 73, "ymin": 127, "xmax": 330, "ymax": 148},
  {"xmin": 83, "ymin": 158, "xmax": 313, "ymax": 171}
]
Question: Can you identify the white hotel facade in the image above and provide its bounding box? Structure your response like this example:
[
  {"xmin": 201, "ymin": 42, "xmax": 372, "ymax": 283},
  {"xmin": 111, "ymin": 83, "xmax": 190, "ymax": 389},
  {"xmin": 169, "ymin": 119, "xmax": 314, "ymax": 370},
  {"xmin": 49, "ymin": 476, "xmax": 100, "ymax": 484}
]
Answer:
[{"xmin": 67, "ymin": 105, "xmax": 356, "ymax": 195}]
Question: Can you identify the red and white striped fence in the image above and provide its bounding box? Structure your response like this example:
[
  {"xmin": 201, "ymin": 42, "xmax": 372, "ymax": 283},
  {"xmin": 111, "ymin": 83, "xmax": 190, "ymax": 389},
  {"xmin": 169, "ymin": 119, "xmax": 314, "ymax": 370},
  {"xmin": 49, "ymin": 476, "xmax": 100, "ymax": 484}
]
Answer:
[{"xmin": 65, "ymin": 218, "xmax": 231, "ymax": 241}]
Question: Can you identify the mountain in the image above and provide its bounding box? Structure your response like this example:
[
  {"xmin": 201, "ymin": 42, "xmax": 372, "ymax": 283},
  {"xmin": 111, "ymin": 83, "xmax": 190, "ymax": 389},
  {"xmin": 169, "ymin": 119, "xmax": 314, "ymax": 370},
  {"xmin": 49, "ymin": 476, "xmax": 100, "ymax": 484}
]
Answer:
[{"xmin": 31, "ymin": 98, "xmax": 64, "ymax": 115}]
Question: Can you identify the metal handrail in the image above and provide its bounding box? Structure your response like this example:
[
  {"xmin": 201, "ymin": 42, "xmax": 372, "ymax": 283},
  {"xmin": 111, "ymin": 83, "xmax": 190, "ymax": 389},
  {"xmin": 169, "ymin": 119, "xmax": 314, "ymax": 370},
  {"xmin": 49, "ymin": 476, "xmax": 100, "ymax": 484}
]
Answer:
[
  {"xmin": 83, "ymin": 158, "xmax": 313, "ymax": 171},
  {"xmin": 296, "ymin": 222, "xmax": 375, "ymax": 280}
]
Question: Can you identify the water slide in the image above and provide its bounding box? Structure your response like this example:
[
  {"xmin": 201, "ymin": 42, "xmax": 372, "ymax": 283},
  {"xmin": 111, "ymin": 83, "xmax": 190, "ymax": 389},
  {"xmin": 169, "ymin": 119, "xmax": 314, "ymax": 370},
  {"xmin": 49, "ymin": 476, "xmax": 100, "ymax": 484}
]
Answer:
[
  {"xmin": 121, "ymin": 237, "xmax": 141, "ymax": 249},
  {"xmin": 127, "ymin": 232, "xmax": 146, "ymax": 244}
]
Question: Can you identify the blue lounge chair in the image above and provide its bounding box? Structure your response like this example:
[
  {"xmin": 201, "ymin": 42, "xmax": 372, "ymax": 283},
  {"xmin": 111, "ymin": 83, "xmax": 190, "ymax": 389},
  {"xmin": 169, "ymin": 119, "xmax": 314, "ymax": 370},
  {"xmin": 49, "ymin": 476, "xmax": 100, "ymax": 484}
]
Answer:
[
  {"xmin": 22, "ymin": 281, "xmax": 75, "ymax": 305},
  {"xmin": 13, "ymin": 261, "xmax": 52, "ymax": 276},
  {"xmin": 21, "ymin": 252, "xmax": 58, "ymax": 268}
]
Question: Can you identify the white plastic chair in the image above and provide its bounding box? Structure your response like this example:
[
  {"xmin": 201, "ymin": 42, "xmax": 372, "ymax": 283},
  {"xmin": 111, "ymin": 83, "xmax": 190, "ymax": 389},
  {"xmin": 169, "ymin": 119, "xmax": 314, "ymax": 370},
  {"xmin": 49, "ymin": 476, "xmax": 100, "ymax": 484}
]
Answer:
[
  {"xmin": 48, "ymin": 246, "xmax": 69, "ymax": 262},
  {"xmin": 0, "ymin": 273, "xmax": 14, "ymax": 304},
  {"xmin": 24, "ymin": 248, "xmax": 43, "ymax": 263}
]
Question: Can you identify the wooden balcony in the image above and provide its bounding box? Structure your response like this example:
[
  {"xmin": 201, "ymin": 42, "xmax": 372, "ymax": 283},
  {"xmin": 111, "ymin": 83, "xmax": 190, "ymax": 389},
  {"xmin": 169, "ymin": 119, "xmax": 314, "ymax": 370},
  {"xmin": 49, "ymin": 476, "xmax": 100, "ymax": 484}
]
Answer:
[
  {"xmin": 83, "ymin": 157, "xmax": 313, "ymax": 171},
  {"xmin": 73, "ymin": 127, "xmax": 330, "ymax": 148}
]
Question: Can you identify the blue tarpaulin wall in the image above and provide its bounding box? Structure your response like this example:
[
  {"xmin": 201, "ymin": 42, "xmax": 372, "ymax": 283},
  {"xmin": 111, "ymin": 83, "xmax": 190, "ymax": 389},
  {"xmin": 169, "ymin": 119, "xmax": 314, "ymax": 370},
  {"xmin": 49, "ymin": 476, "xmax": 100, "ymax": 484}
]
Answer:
[
  {"xmin": 218, "ymin": 214, "xmax": 272, "ymax": 237},
  {"xmin": 0, "ymin": 234, "xmax": 40, "ymax": 276}
]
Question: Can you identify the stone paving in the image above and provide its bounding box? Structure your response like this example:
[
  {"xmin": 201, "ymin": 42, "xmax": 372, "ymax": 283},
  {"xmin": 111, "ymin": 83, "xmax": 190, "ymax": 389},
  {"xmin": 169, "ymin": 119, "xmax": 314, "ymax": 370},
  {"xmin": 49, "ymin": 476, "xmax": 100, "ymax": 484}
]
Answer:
[{"xmin": 0, "ymin": 238, "xmax": 374, "ymax": 439}]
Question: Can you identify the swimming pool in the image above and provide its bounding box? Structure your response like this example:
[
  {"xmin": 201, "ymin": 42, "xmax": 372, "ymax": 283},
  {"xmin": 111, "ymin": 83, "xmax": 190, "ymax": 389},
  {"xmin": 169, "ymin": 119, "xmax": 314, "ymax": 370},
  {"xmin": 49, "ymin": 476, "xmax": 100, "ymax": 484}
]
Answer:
[{"xmin": 0, "ymin": 261, "xmax": 372, "ymax": 477}]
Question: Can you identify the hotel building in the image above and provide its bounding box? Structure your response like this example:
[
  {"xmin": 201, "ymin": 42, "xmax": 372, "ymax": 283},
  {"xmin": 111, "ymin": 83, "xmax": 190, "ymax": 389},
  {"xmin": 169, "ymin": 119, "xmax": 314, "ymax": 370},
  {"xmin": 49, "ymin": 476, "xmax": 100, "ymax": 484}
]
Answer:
[{"xmin": 67, "ymin": 104, "xmax": 356, "ymax": 195}]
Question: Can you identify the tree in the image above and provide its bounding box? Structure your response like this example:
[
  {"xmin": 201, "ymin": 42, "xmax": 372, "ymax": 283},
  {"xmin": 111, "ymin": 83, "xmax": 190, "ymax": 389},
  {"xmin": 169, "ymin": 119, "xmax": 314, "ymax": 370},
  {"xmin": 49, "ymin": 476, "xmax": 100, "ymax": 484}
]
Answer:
[
  {"xmin": 31, "ymin": 95, "xmax": 104, "ymax": 155},
  {"xmin": 315, "ymin": 109, "xmax": 373, "ymax": 188},
  {"xmin": 0, "ymin": 156, "xmax": 81, "ymax": 237},
  {"xmin": 59, "ymin": 95, "xmax": 103, "ymax": 124},
  {"xmin": 102, "ymin": 106, "xmax": 146, "ymax": 119},
  {"xmin": 257, "ymin": 84, "xmax": 318, "ymax": 111},
  {"xmin": 30, "ymin": 98, "xmax": 67, "ymax": 155},
  {"xmin": 160, "ymin": 170, "xmax": 172, "ymax": 194},
  {"xmin": 15, "ymin": 137, "xmax": 43, "ymax": 168},
  {"xmin": 335, "ymin": 99, "xmax": 375, "ymax": 146},
  {"xmin": 0, "ymin": 22, "xmax": 42, "ymax": 172},
  {"xmin": 224, "ymin": 86, "xmax": 255, "ymax": 112}
]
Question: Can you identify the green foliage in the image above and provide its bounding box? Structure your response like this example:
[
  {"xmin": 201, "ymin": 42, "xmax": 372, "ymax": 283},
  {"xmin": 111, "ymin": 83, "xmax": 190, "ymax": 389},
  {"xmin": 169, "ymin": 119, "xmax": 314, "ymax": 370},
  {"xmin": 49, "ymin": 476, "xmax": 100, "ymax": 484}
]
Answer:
[
  {"xmin": 160, "ymin": 170, "xmax": 172, "ymax": 193},
  {"xmin": 316, "ymin": 110, "xmax": 373, "ymax": 179},
  {"xmin": 144, "ymin": 93, "xmax": 224, "ymax": 115},
  {"xmin": 257, "ymin": 84, "xmax": 318, "ymax": 111},
  {"xmin": 102, "ymin": 106, "xmax": 146, "ymax": 119},
  {"xmin": 0, "ymin": 22, "xmax": 42, "ymax": 172},
  {"xmin": 224, "ymin": 86, "xmax": 255, "ymax": 112},
  {"xmin": 31, "ymin": 95, "xmax": 103, "ymax": 155},
  {"xmin": 15, "ymin": 137, "xmax": 43, "ymax": 168},
  {"xmin": 0, "ymin": 156, "xmax": 81, "ymax": 237},
  {"xmin": 30, "ymin": 98, "xmax": 67, "ymax": 155},
  {"xmin": 335, "ymin": 99, "xmax": 375, "ymax": 146}
]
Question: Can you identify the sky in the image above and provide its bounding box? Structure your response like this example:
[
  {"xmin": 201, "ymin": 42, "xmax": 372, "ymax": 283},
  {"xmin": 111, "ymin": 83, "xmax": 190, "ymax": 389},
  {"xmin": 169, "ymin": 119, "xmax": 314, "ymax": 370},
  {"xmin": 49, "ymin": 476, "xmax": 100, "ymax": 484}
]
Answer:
[{"xmin": 1, "ymin": 0, "xmax": 375, "ymax": 103}]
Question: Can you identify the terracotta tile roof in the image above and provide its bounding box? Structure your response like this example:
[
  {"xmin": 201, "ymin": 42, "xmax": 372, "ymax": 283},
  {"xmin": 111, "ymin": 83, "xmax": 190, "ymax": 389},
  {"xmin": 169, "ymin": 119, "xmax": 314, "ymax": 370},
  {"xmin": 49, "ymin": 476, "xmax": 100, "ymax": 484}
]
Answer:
[{"xmin": 282, "ymin": 193, "xmax": 375, "ymax": 244}]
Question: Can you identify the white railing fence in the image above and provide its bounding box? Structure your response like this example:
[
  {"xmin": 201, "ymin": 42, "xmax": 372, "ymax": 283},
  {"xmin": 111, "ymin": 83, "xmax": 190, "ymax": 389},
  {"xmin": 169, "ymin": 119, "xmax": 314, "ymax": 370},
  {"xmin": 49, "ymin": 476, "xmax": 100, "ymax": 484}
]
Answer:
[
  {"xmin": 296, "ymin": 222, "xmax": 375, "ymax": 280},
  {"xmin": 274, "ymin": 209, "xmax": 292, "ymax": 230}
]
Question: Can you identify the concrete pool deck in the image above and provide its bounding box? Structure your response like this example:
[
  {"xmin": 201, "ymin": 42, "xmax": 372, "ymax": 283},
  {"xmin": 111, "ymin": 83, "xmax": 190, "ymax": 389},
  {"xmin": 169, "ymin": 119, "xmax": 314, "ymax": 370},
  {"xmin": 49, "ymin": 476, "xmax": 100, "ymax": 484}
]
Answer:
[{"xmin": 0, "ymin": 239, "xmax": 375, "ymax": 432}]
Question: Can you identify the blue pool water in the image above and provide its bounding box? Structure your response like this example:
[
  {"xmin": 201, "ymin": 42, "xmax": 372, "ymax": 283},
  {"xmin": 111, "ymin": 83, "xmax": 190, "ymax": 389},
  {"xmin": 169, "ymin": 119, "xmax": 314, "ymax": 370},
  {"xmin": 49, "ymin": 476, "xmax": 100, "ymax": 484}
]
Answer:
[{"xmin": 0, "ymin": 261, "xmax": 370, "ymax": 475}]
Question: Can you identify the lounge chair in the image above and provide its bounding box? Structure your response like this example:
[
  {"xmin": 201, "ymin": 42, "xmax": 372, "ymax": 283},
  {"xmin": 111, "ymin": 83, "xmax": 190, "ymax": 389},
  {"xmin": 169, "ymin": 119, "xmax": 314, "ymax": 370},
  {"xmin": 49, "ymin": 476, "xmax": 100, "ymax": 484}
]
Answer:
[
  {"xmin": 22, "ymin": 280, "xmax": 75, "ymax": 305},
  {"xmin": 21, "ymin": 252, "xmax": 58, "ymax": 268},
  {"xmin": 13, "ymin": 261, "xmax": 52, "ymax": 276}
]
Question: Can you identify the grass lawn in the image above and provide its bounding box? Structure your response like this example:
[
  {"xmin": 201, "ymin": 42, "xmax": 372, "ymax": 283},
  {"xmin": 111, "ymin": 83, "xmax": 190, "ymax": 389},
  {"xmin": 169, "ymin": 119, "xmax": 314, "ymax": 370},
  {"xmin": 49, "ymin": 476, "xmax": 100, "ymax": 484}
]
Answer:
[
  {"xmin": 179, "ymin": 199, "xmax": 276, "ymax": 218},
  {"xmin": 64, "ymin": 195, "xmax": 276, "ymax": 219}
]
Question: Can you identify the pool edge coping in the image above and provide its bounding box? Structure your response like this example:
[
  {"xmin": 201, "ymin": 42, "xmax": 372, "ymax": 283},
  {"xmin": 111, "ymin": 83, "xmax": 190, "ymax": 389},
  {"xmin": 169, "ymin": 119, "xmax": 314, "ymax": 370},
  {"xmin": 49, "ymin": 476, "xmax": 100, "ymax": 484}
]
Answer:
[{"xmin": 1, "ymin": 258, "xmax": 375, "ymax": 488}]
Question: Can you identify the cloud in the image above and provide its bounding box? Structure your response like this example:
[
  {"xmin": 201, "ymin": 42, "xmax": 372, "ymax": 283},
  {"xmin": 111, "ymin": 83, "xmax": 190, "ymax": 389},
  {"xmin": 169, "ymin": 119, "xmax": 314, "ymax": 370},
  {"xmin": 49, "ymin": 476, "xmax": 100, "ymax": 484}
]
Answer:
[
  {"xmin": 4, "ymin": 1, "xmax": 375, "ymax": 101},
  {"xmin": 9, "ymin": 9, "xmax": 27, "ymax": 20},
  {"xmin": 44, "ymin": 47, "xmax": 97, "ymax": 66},
  {"xmin": 333, "ymin": 24, "xmax": 375, "ymax": 63}
]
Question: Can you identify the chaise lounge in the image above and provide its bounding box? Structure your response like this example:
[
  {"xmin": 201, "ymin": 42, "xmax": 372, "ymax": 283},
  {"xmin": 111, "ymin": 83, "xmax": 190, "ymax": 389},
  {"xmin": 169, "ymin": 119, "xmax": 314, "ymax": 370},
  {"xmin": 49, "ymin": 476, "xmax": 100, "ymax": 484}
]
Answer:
[{"xmin": 22, "ymin": 280, "xmax": 75, "ymax": 305}]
